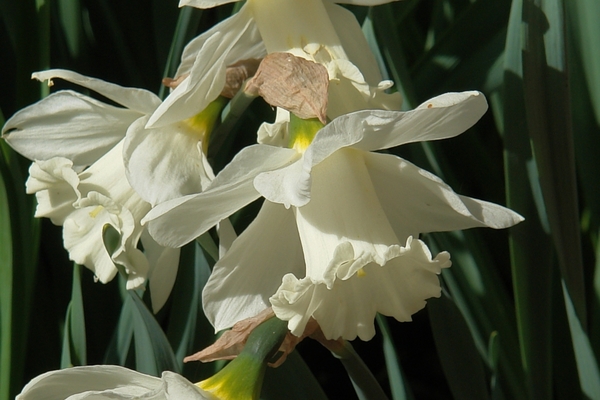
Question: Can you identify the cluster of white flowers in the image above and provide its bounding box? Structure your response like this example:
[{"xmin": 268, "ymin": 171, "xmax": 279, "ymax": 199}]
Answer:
[{"xmin": 5, "ymin": 0, "xmax": 523, "ymax": 398}]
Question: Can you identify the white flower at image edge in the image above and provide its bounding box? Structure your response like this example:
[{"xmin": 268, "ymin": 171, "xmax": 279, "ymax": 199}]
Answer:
[
  {"xmin": 1, "ymin": 69, "xmax": 231, "ymax": 312},
  {"xmin": 143, "ymin": 91, "xmax": 524, "ymax": 340},
  {"xmin": 16, "ymin": 366, "xmax": 210, "ymax": 400}
]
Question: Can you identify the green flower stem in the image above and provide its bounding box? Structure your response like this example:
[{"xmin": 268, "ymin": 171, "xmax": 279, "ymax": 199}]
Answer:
[
  {"xmin": 327, "ymin": 339, "xmax": 390, "ymax": 400},
  {"xmin": 199, "ymin": 317, "xmax": 288, "ymax": 400}
]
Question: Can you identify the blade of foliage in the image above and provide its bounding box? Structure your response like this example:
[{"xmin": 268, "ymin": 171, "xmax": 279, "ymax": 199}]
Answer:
[
  {"xmin": 562, "ymin": 282, "xmax": 600, "ymax": 398},
  {"xmin": 261, "ymin": 350, "xmax": 328, "ymax": 400},
  {"xmin": 0, "ymin": 128, "xmax": 40, "ymax": 400},
  {"xmin": 521, "ymin": 0, "xmax": 585, "ymax": 326},
  {"xmin": 60, "ymin": 264, "xmax": 87, "ymax": 368},
  {"xmin": 428, "ymin": 290, "xmax": 488, "ymax": 400},
  {"xmin": 167, "ymin": 242, "xmax": 218, "ymax": 379},
  {"xmin": 0, "ymin": 134, "xmax": 14, "ymax": 400},
  {"xmin": 103, "ymin": 296, "xmax": 134, "ymax": 367},
  {"xmin": 327, "ymin": 340, "xmax": 389, "ymax": 400},
  {"xmin": 56, "ymin": 0, "xmax": 83, "ymax": 59},
  {"xmin": 129, "ymin": 291, "xmax": 180, "ymax": 375},
  {"xmin": 158, "ymin": 6, "xmax": 203, "ymax": 99},
  {"xmin": 502, "ymin": 1, "xmax": 555, "ymax": 397},
  {"xmin": 376, "ymin": 315, "xmax": 411, "ymax": 400}
]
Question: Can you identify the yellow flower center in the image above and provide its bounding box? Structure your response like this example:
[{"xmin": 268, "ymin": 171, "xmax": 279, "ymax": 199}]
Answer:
[
  {"xmin": 288, "ymin": 114, "xmax": 324, "ymax": 152},
  {"xmin": 88, "ymin": 205, "xmax": 104, "ymax": 219},
  {"xmin": 182, "ymin": 96, "xmax": 228, "ymax": 154}
]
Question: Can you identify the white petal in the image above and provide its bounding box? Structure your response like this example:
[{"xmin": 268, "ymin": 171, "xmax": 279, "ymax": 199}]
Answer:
[
  {"xmin": 32, "ymin": 69, "xmax": 161, "ymax": 114},
  {"xmin": 26, "ymin": 158, "xmax": 81, "ymax": 225},
  {"xmin": 363, "ymin": 151, "xmax": 524, "ymax": 240},
  {"xmin": 203, "ymin": 201, "xmax": 304, "ymax": 332},
  {"xmin": 270, "ymin": 237, "xmax": 450, "ymax": 341},
  {"xmin": 16, "ymin": 366, "xmax": 210, "ymax": 400},
  {"xmin": 64, "ymin": 192, "xmax": 148, "ymax": 286},
  {"xmin": 178, "ymin": 0, "xmax": 240, "ymax": 9},
  {"xmin": 144, "ymin": 145, "xmax": 298, "ymax": 248},
  {"xmin": 324, "ymin": 3, "xmax": 382, "ymax": 86},
  {"xmin": 329, "ymin": 0, "xmax": 397, "ymax": 4},
  {"xmin": 322, "ymin": 91, "xmax": 488, "ymax": 153},
  {"xmin": 142, "ymin": 231, "xmax": 181, "ymax": 313},
  {"xmin": 2, "ymin": 91, "xmax": 139, "ymax": 167},
  {"xmin": 16, "ymin": 366, "xmax": 161, "ymax": 400},
  {"xmin": 148, "ymin": 5, "xmax": 264, "ymax": 128},
  {"xmin": 124, "ymin": 116, "xmax": 212, "ymax": 206},
  {"xmin": 254, "ymin": 122, "xmax": 363, "ymax": 207},
  {"xmin": 293, "ymin": 149, "xmax": 402, "ymax": 283}
]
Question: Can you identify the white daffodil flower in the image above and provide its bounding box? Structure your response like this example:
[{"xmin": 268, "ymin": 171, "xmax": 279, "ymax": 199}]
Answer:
[
  {"xmin": 148, "ymin": 0, "xmax": 400, "ymax": 129},
  {"xmin": 2, "ymin": 69, "xmax": 225, "ymax": 311},
  {"xmin": 16, "ymin": 365, "xmax": 211, "ymax": 400},
  {"xmin": 143, "ymin": 91, "xmax": 524, "ymax": 340}
]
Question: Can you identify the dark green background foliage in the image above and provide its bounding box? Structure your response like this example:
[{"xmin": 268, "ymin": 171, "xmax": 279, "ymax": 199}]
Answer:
[{"xmin": 1, "ymin": 1, "xmax": 599, "ymax": 399}]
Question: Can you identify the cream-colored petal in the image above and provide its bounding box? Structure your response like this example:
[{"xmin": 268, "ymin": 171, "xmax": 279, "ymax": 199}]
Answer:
[
  {"xmin": 148, "ymin": 5, "xmax": 264, "ymax": 128},
  {"xmin": 16, "ymin": 365, "xmax": 210, "ymax": 400},
  {"xmin": 203, "ymin": 201, "xmax": 304, "ymax": 332},
  {"xmin": 178, "ymin": 0, "xmax": 240, "ymax": 9},
  {"xmin": 363, "ymin": 151, "xmax": 524, "ymax": 241},
  {"xmin": 32, "ymin": 69, "xmax": 161, "ymax": 114},
  {"xmin": 270, "ymin": 237, "xmax": 450, "ymax": 341},
  {"xmin": 144, "ymin": 145, "xmax": 298, "ymax": 248},
  {"xmin": 16, "ymin": 366, "xmax": 161, "ymax": 400},
  {"xmin": 293, "ymin": 148, "xmax": 402, "ymax": 283},
  {"xmin": 26, "ymin": 158, "xmax": 81, "ymax": 225},
  {"xmin": 124, "ymin": 116, "xmax": 212, "ymax": 206},
  {"xmin": 2, "ymin": 91, "xmax": 138, "ymax": 167},
  {"xmin": 321, "ymin": 91, "xmax": 489, "ymax": 153},
  {"xmin": 141, "ymin": 231, "xmax": 181, "ymax": 313},
  {"xmin": 64, "ymin": 192, "xmax": 148, "ymax": 287}
]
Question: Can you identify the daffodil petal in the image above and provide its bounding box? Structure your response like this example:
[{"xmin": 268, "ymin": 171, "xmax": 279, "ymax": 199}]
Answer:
[
  {"xmin": 203, "ymin": 201, "xmax": 304, "ymax": 332},
  {"xmin": 124, "ymin": 116, "xmax": 212, "ymax": 206},
  {"xmin": 148, "ymin": 5, "xmax": 264, "ymax": 128},
  {"xmin": 141, "ymin": 231, "xmax": 181, "ymax": 313},
  {"xmin": 363, "ymin": 151, "xmax": 524, "ymax": 241},
  {"xmin": 16, "ymin": 365, "xmax": 210, "ymax": 400},
  {"xmin": 320, "ymin": 91, "xmax": 488, "ymax": 153},
  {"xmin": 144, "ymin": 145, "xmax": 298, "ymax": 248},
  {"xmin": 2, "ymin": 91, "xmax": 138, "ymax": 167},
  {"xmin": 33, "ymin": 69, "xmax": 161, "ymax": 114},
  {"xmin": 270, "ymin": 237, "xmax": 450, "ymax": 341},
  {"xmin": 26, "ymin": 158, "xmax": 81, "ymax": 225},
  {"xmin": 324, "ymin": 3, "xmax": 382, "ymax": 85},
  {"xmin": 178, "ymin": 0, "xmax": 239, "ymax": 8}
]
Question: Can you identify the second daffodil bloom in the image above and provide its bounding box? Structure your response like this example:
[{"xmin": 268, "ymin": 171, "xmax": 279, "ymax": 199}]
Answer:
[
  {"xmin": 2, "ymin": 69, "xmax": 225, "ymax": 312},
  {"xmin": 148, "ymin": 0, "xmax": 400, "ymax": 128},
  {"xmin": 144, "ymin": 91, "xmax": 524, "ymax": 340}
]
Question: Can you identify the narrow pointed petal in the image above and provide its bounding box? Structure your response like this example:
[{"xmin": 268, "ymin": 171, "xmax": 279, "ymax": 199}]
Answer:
[
  {"xmin": 33, "ymin": 69, "xmax": 161, "ymax": 114},
  {"xmin": 203, "ymin": 201, "xmax": 304, "ymax": 332},
  {"xmin": 324, "ymin": 91, "xmax": 488, "ymax": 152},
  {"xmin": 364, "ymin": 151, "xmax": 524, "ymax": 241},
  {"xmin": 141, "ymin": 231, "xmax": 181, "ymax": 313},
  {"xmin": 124, "ymin": 116, "xmax": 213, "ymax": 206},
  {"xmin": 2, "ymin": 91, "xmax": 138, "ymax": 166},
  {"xmin": 148, "ymin": 5, "xmax": 264, "ymax": 128},
  {"xmin": 144, "ymin": 145, "xmax": 298, "ymax": 248},
  {"xmin": 271, "ymin": 237, "xmax": 450, "ymax": 341},
  {"xmin": 324, "ymin": 3, "xmax": 382, "ymax": 86}
]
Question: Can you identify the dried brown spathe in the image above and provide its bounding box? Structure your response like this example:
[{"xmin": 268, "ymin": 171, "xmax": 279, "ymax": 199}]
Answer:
[{"xmin": 245, "ymin": 53, "xmax": 329, "ymax": 124}]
